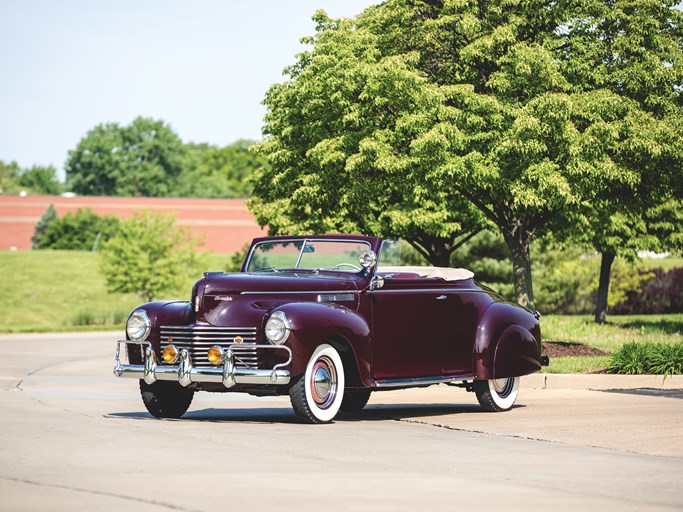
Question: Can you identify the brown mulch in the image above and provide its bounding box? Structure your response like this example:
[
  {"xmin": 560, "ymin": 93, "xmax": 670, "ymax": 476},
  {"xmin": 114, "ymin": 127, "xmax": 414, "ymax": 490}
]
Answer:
[{"xmin": 543, "ymin": 342, "xmax": 607, "ymax": 358}]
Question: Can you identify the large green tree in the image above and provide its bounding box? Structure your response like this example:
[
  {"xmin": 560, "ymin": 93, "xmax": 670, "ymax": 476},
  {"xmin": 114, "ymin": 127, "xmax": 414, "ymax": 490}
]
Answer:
[
  {"xmin": 253, "ymin": 0, "xmax": 682, "ymax": 310},
  {"xmin": 65, "ymin": 117, "xmax": 190, "ymax": 197},
  {"xmin": 251, "ymin": 9, "xmax": 487, "ymax": 267},
  {"xmin": 547, "ymin": 0, "xmax": 683, "ymax": 322}
]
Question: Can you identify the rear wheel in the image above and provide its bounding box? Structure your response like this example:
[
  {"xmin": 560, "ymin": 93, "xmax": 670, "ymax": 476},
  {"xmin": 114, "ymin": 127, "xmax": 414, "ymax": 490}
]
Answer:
[
  {"xmin": 473, "ymin": 377, "xmax": 520, "ymax": 412},
  {"xmin": 340, "ymin": 389, "xmax": 371, "ymax": 412},
  {"xmin": 139, "ymin": 380, "xmax": 194, "ymax": 419},
  {"xmin": 290, "ymin": 344, "xmax": 345, "ymax": 423}
]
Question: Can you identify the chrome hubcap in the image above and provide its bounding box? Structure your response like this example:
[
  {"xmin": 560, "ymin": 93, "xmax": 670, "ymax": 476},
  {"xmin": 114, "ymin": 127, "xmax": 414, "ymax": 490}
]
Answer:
[
  {"xmin": 493, "ymin": 378, "xmax": 514, "ymax": 398},
  {"xmin": 310, "ymin": 356, "xmax": 337, "ymax": 409}
]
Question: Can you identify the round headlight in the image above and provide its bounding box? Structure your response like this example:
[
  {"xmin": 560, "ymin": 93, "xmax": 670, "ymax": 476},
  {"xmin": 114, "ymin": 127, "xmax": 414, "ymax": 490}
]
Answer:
[
  {"xmin": 126, "ymin": 309, "xmax": 151, "ymax": 341},
  {"xmin": 359, "ymin": 249, "xmax": 377, "ymax": 269},
  {"xmin": 265, "ymin": 311, "xmax": 290, "ymax": 345}
]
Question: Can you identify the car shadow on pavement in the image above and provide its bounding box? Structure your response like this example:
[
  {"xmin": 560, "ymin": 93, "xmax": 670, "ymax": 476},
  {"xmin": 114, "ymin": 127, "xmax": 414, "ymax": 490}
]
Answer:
[
  {"xmin": 339, "ymin": 403, "xmax": 526, "ymax": 422},
  {"xmin": 106, "ymin": 402, "xmax": 525, "ymax": 424}
]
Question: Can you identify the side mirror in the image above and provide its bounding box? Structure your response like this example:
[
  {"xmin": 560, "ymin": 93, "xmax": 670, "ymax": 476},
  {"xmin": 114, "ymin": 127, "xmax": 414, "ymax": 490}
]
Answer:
[{"xmin": 370, "ymin": 275, "xmax": 384, "ymax": 290}]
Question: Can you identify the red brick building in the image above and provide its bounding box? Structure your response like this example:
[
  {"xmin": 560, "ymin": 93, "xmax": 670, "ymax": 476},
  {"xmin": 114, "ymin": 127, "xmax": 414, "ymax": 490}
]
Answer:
[{"xmin": 0, "ymin": 195, "xmax": 264, "ymax": 253}]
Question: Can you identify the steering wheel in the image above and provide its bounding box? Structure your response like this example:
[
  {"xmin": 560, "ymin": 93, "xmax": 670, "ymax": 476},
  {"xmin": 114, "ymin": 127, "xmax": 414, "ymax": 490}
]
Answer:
[{"xmin": 332, "ymin": 263, "xmax": 362, "ymax": 271}]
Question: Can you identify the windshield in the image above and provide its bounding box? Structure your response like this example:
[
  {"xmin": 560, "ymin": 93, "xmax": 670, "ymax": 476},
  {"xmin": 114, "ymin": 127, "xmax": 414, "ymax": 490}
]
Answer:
[{"xmin": 246, "ymin": 239, "xmax": 371, "ymax": 273}]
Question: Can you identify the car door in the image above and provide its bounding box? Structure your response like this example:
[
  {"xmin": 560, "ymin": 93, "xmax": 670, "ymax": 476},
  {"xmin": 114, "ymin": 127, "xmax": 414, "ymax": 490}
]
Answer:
[
  {"xmin": 438, "ymin": 290, "xmax": 479, "ymax": 375},
  {"xmin": 368, "ymin": 277, "xmax": 450, "ymax": 379}
]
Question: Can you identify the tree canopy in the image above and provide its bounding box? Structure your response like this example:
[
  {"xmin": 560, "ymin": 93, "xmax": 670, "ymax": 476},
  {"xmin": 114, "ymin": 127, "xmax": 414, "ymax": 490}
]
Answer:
[
  {"xmin": 252, "ymin": 0, "xmax": 682, "ymax": 310},
  {"xmin": 177, "ymin": 140, "xmax": 268, "ymax": 198},
  {"xmin": 65, "ymin": 117, "xmax": 190, "ymax": 197}
]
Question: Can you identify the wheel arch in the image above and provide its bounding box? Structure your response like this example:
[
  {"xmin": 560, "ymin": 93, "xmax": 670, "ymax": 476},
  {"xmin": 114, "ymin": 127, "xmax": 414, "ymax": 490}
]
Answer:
[{"xmin": 276, "ymin": 302, "xmax": 372, "ymax": 386}]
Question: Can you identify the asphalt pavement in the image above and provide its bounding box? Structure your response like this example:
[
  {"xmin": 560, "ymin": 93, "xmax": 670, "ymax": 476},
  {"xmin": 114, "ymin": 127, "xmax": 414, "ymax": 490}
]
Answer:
[{"xmin": 1, "ymin": 331, "xmax": 682, "ymax": 511}]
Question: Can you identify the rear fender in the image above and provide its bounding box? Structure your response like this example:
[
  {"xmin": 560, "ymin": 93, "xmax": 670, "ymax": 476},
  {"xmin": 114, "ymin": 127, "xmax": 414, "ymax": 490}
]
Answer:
[{"xmin": 474, "ymin": 301, "xmax": 542, "ymax": 380}]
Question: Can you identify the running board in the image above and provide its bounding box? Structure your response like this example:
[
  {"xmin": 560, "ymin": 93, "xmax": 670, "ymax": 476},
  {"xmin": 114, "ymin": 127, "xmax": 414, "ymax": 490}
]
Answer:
[{"xmin": 372, "ymin": 374, "xmax": 473, "ymax": 389}]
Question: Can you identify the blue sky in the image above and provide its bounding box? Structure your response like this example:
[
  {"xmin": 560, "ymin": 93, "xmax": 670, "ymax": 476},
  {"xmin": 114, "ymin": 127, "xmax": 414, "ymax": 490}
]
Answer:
[{"xmin": 0, "ymin": 0, "xmax": 378, "ymax": 180}]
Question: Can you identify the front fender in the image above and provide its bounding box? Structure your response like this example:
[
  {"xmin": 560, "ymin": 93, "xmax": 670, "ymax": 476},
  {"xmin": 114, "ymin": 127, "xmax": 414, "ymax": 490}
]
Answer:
[
  {"xmin": 474, "ymin": 301, "xmax": 542, "ymax": 380},
  {"xmin": 126, "ymin": 301, "xmax": 192, "ymax": 363},
  {"xmin": 275, "ymin": 302, "xmax": 371, "ymax": 385}
]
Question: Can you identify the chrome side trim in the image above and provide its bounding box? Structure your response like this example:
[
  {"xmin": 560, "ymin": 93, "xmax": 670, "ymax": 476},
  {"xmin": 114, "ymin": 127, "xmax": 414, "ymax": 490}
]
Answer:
[
  {"xmin": 114, "ymin": 340, "xmax": 292, "ymax": 388},
  {"xmin": 317, "ymin": 293, "xmax": 355, "ymax": 302},
  {"xmin": 368, "ymin": 288, "xmax": 481, "ymax": 294},
  {"xmin": 372, "ymin": 374, "xmax": 473, "ymax": 389},
  {"xmin": 241, "ymin": 289, "xmax": 359, "ymax": 296}
]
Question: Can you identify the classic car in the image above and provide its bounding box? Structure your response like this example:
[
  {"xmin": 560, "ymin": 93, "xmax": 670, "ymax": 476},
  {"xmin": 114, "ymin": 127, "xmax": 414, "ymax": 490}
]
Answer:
[{"xmin": 114, "ymin": 235, "xmax": 547, "ymax": 423}]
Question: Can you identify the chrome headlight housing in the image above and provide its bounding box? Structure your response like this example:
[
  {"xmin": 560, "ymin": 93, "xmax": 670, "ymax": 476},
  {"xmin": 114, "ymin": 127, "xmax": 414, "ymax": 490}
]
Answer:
[
  {"xmin": 126, "ymin": 309, "xmax": 151, "ymax": 341},
  {"xmin": 265, "ymin": 311, "xmax": 290, "ymax": 345}
]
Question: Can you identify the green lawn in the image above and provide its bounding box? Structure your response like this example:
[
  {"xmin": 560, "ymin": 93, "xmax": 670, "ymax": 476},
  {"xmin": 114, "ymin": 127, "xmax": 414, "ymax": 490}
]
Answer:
[
  {"xmin": 542, "ymin": 314, "xmax": 683, "ymax": 373},
  {"xmin": 0, "ymin": 250, "xmax": 231, "ymax": 333},
  {"xmin": 640, "ymin": 256, "xmax": 683, "ymax": 271}
]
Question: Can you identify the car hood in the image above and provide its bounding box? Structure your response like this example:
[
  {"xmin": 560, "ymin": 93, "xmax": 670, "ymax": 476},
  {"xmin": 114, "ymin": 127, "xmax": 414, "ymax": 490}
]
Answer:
[{"xmin": 202, "ymin": 272, "xmax": 362, "ymax": 295}]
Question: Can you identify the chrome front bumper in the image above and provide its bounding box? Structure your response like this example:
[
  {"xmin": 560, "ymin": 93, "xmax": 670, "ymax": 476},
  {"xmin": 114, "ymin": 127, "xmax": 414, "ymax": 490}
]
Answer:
[{"xmin": 113, "ymin": 340, "xmax": 292, "ymax": 388}]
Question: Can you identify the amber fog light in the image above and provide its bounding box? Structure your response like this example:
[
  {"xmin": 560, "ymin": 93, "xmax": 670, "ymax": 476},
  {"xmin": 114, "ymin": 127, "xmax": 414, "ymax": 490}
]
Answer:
[
  {"xmin": 207, "ymin": 346, "xmax": 225, "ymax": 365},
  {"xmin": 162, "ymin": 345, "xmax": 179, "ymax": 364}
]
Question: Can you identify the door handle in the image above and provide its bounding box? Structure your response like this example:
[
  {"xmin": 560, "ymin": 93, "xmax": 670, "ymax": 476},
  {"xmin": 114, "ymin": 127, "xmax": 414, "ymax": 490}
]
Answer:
[{"xmin": 436, "ymin": 295, "xmax": 447, "ymax": 300}]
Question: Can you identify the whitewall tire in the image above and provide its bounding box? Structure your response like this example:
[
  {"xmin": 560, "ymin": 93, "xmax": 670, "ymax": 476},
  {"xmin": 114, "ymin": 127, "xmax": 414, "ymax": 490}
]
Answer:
[
  {"xmin": 289, "ymin": 344, "xmax": 345, "ymax": 423},
  {"xmin": 474, "ymin": 377, "xmax": 520, "ymax": 412}
]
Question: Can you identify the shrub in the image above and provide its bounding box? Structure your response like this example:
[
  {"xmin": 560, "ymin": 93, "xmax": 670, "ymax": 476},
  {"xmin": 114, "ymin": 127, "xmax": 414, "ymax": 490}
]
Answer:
[
  {"xmin": 612, "ymin": 268, "xmax": 683, "ymax": 314},
  {"xmin": 606, "ymin": 342, "xmax": 650, "ymax": 374},
  {"xmin": 31, "ymin": 204, "xmax": 58, "ymax": 249},
  {"xmin": 33, "ymin": 207, "xmax": 120, "ymax": 251},
  {"xmin": 607, "ymin": 342, "xmax": 683, "ymax": 375},
  {"xmin": 647, "ymin": 343, "xmax": 683, "ymax": 376},
  {"xmin": 99, "ymin": 211, "xmax": 207, "ymax": 302}
]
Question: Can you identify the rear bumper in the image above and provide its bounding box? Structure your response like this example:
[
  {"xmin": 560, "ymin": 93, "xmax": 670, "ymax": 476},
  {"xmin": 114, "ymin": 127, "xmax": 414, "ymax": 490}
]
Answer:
[{"xmin": 113, "ymin": 340, "xmax": 292, "ymax": 388}]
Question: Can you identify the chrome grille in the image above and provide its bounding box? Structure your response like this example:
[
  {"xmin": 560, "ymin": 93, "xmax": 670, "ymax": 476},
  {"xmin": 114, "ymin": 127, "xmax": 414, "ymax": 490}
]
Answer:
[{"xmin": 159, "ymin": 325, "xmax": 259, "ymax": 368}]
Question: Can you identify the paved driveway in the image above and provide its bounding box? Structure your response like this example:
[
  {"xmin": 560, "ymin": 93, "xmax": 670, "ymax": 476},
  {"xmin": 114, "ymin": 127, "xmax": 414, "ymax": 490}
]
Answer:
[{"xmin": 1, "ymin": 332, "xmax": 681, "ymax": 511}]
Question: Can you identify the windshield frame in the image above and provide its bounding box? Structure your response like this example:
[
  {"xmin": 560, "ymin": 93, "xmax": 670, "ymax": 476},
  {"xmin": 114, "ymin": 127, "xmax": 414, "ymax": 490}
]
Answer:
[{"xmin": 244, "ymin": 237, "xmax": 373, "ymax": 274}]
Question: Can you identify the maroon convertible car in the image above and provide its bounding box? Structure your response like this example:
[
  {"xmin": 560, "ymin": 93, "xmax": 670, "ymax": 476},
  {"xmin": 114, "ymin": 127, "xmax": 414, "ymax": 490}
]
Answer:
[{"xmin": 114, "ymin": 235, "xmax": 547, "ymax": 423}]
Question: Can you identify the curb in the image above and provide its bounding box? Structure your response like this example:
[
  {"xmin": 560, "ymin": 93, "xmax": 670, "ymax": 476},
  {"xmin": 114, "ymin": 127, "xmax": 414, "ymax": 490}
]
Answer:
[{"xmin": 523, "ymin": 373, "xmax": 683, "ymax": 390}]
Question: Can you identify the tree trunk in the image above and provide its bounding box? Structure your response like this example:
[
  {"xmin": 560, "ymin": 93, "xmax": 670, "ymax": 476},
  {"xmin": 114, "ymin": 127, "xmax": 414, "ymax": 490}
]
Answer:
[
  {"xmin": 427, "ymin": 249, "xmax": 452, "ymax": 268},
  {"xmin": 503, "ymin": 229, "xmax": 535, "ymax": 312},
  {"xmin": 595, "ymin": 252, "xmax": 616, "ymax": 324}
]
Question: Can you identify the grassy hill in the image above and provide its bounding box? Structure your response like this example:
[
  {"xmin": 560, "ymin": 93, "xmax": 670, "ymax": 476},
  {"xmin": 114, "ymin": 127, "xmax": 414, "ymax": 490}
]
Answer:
[{"xmin": 0, "ymin": 250, "xmax": 231, "ymax": 333}]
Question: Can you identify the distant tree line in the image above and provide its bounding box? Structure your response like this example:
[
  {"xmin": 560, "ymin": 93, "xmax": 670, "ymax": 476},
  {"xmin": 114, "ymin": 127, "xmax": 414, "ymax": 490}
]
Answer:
[
  {"xmin": 0, "ymin": 160, "xmax": 62, "ymax": 195},
  {"xmin": 1, "ymin": 117, "xmax": 268, "ymax": 199},
  {"xmin": 64, "ymin": 117, "xmax": 267, "ymax": 198}
]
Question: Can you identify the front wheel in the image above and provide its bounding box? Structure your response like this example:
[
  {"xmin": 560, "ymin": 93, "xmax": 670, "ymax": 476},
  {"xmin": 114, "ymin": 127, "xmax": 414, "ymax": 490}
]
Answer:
[
  {"xmin": 289, "ymin": 344, "xmax": 345, "ymax": 423},
  {"xmin": 473, "ymin": 377, "xmax": 520, "ymax": 412},
  {"xmin": 340, "ymin": 389, "xmax": 371, "ymax": 412},
  {"xmin": 139, "ymin": 380, "xmax": 194, "ymax": 419}
]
